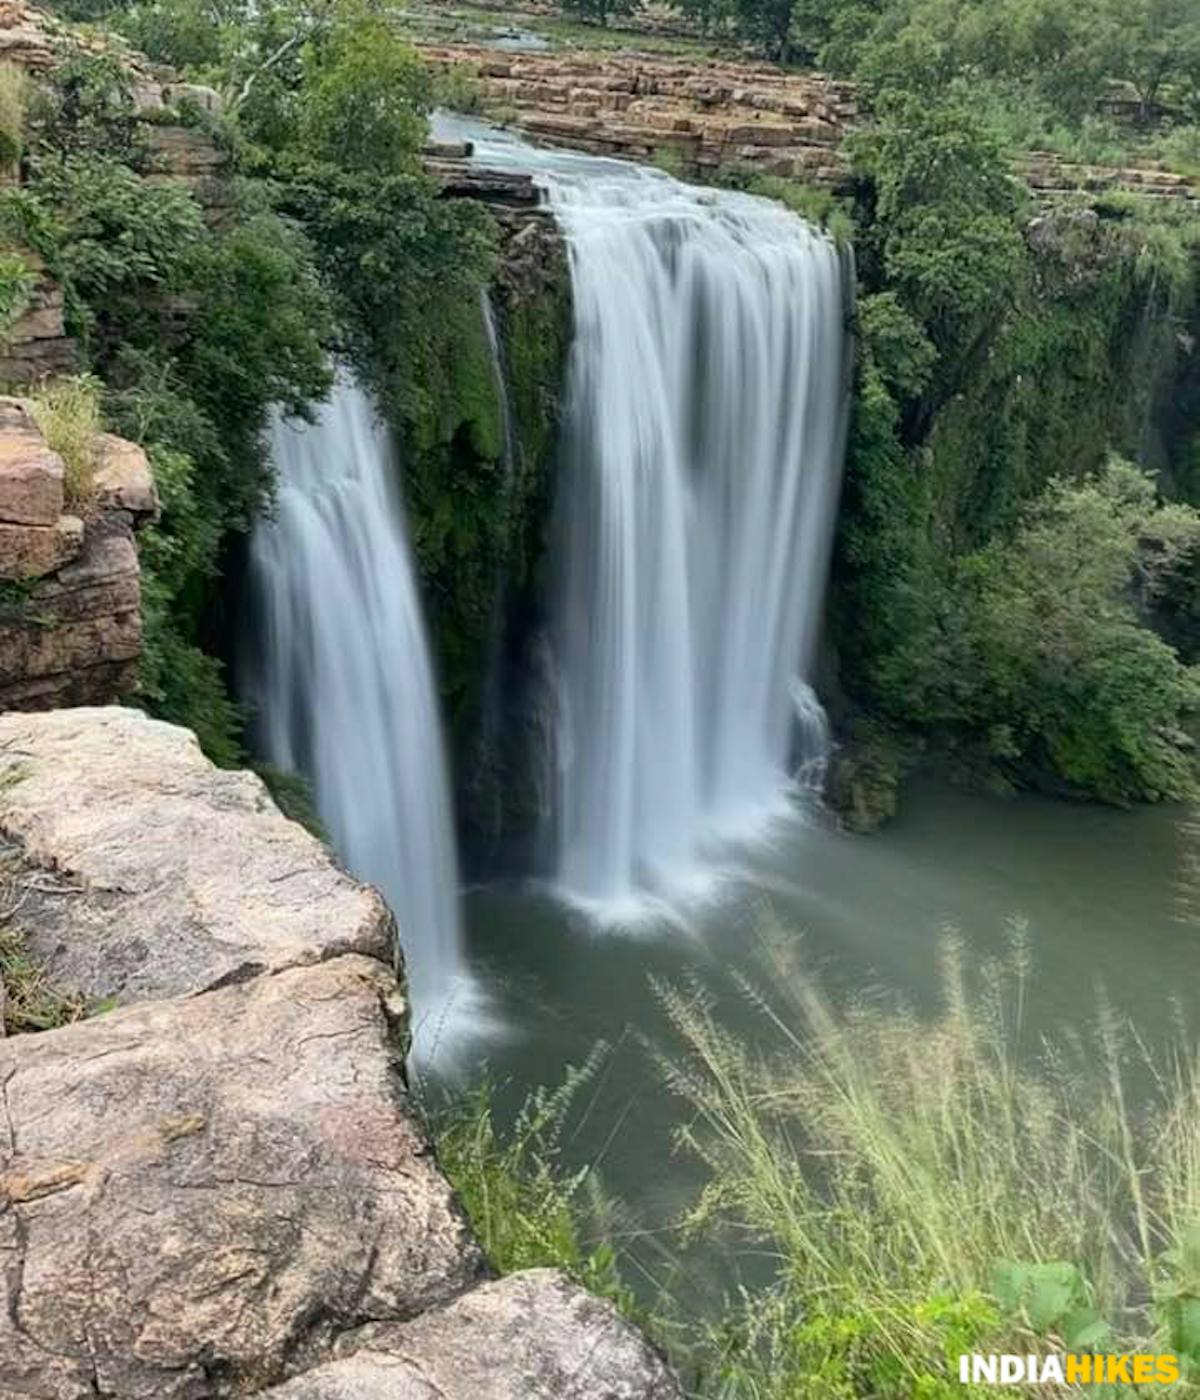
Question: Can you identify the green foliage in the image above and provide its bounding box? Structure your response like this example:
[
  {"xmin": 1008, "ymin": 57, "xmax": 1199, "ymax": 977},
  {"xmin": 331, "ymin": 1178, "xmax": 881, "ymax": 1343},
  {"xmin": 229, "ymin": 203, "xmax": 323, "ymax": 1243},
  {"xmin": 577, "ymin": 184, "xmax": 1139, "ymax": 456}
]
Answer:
[
  {"xmin": 114, "ymin": 0, "xmax": 225, "ymax": 68},
  {"xmin": 561, "ymin": 0, "xmax": 642, "ymax": 28},
  {"xmin": 875, "ymin": 460, "xmax": 1200, "ymax": 802},
  {"xmin": 298, "ymin": 14, "xmax": 431, "ymax": 175},
  {"xmin": 427, "ymin": 1055, "xmax": 638, "ymax": 1315},
  {"xmin": 0, "ymin": 250, "xmax": 35, "ymax": 340},
  {"xmin": 851, "ymin": 94, "xmax": 1027, "ymax": 357}
]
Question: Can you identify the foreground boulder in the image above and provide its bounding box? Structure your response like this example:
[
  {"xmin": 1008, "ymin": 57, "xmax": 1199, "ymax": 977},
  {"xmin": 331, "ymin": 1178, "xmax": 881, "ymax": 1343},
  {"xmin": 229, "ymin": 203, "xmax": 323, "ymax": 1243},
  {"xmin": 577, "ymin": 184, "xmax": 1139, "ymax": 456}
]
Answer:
[
  {"xmin": 0, "ymin": 955, "xmax": 482, "ymax": 1398},
  {"xmin": 260, "ymin": 1271, "xmax": 680, "ymax": 1400},
  {"xmin": 0, "ymin": 707, "xmax": 394, "ymax": 1007},
  {"xmin": 0, "ymin": 708, "xmax": 683, "ymax": 1400}
]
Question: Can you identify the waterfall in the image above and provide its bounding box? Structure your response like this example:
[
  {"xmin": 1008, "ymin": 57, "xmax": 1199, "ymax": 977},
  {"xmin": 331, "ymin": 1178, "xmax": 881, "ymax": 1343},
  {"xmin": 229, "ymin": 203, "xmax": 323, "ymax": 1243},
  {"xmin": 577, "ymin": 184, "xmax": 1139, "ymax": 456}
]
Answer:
[
  {"xmin": 431, "ymin": 114, "xmax": 849, "ymax": 916},
  {"xmin": 242, "ymin": 376, "xmax": 470, "ymax": 1035},
  {"xmin": 552, "ymin": 178, "xmax": 846, "ymax": 909}
]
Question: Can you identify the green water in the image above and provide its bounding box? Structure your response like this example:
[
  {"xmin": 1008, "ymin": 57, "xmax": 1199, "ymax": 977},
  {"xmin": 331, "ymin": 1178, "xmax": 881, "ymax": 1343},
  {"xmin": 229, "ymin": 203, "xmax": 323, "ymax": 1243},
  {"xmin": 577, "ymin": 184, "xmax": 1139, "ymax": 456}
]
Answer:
[{"xmin": 449, "ymin": 781, "xmax": 1194, "ymax": 1297}]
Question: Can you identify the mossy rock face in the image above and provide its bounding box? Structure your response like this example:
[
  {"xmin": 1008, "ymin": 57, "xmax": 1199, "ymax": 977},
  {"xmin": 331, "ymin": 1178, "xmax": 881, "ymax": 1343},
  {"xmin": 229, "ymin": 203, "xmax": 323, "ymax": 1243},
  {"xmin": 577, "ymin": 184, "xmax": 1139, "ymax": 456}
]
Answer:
[{"xmin": 381, "ymin": 208, "xmax": 573, "ymax": 865}]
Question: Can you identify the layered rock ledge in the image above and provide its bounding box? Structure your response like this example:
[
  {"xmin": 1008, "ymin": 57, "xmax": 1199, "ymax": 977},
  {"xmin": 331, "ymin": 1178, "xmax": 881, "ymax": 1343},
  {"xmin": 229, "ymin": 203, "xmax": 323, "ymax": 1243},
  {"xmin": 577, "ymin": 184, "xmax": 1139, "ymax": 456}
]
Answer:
[
  {"xmin": 0, "ymin": 707, "xmax": 682, "ymax": 1400},
  {"xmin": 0, "ymin": 401, "xmax": 157, "ymax": 710}
]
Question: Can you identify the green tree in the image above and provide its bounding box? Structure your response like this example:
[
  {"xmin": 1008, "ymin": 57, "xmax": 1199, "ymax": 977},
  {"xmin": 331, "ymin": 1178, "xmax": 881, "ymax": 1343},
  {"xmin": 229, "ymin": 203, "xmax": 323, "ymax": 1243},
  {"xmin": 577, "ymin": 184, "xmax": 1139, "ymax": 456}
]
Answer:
[
  {"xmin": 851, "ymin": 93, "xmax": 1027, "ymax": 368},
  {"xmin": 298, "ymin": 13, "xmax": 431, "ymax": 174},
  {"xmin": 885, "ymin": 460, "xmax": 1200, "ymax": 801},
  {"xmin": 1096, "ymin": 0, "xmax": 1200, "ymax": 120}
]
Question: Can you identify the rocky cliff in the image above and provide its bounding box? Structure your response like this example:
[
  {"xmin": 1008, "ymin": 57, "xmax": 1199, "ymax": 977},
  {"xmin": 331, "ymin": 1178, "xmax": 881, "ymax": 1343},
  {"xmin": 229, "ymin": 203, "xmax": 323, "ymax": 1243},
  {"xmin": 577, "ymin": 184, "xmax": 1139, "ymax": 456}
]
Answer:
[
  {"xmin": 0, "ymin": 706, "xmax": 682, "ymax": 1400},
  {"xmin": 0, "ymin": 401, "xmax": 157, "ymax": 710},
  {"xmin": 423, "ymin": 43, "xmax": 855, "ymax": 185}
]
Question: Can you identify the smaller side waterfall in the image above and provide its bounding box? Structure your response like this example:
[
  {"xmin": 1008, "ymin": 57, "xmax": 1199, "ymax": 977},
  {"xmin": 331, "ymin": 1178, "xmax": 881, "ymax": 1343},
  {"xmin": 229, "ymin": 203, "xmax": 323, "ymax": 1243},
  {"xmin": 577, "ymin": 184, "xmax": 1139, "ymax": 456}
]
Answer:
[{"xmin": 242, "ymin": 377, "xmax": 469, "ymax": 1038}]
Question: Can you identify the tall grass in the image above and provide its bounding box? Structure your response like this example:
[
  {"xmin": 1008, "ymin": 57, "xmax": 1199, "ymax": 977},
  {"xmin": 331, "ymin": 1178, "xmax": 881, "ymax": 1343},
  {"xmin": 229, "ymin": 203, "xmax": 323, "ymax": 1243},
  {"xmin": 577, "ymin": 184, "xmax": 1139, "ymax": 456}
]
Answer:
[
  {"xmin": 0, "ymin": 61, "xmax": 27, "ymax": 175},
  {"xmin": 423, "ymin": 1047, "xmax": 641, "ymax": 1317},
  {"xmin": 655, "ymin": 926, "xmax": 1200, "ymax": 1396},
  {"xmin": 29, "ymin": 374, "xmax": 104, "ymax": 510}
]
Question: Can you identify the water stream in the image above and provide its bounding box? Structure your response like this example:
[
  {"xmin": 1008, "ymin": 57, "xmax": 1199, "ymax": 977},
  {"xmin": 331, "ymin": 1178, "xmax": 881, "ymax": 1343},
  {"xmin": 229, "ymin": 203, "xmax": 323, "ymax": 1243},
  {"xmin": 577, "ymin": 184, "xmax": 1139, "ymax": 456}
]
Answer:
[{"xmin": 241, "ymin": 377, "xmax": 477, "ymax": 1049}]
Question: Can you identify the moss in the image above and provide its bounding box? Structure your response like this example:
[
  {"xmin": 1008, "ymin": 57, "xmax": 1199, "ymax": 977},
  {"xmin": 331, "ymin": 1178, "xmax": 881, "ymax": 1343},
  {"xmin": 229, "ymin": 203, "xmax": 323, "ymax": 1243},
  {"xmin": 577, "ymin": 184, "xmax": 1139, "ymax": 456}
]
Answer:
[{"xmin": 385, "ymin": 215, "xmax": 573, "ymax": 774}]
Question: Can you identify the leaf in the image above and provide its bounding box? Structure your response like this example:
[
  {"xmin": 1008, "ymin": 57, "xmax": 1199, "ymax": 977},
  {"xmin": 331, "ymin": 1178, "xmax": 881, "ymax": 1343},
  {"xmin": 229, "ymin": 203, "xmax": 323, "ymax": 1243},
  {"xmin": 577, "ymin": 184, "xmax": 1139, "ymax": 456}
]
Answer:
[
  {"xmin": 1025, "ymin": 1262, "xmax": 1086, "ymax": 1332},
  {"xmin": 1061, "ymin": 1306, "xmax": 1111, "ymax": 1351},
  {"xmin": 989, "ymin": 1258, "xmax": 1028, "ymax": 1315}
]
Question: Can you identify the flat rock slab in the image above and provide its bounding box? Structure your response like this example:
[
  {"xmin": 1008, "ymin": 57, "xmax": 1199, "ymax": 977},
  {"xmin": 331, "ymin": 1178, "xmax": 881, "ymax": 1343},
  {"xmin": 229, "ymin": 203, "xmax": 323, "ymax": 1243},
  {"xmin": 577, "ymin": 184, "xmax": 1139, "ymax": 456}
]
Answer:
[
  {"xmin": 0, "ymin": 707, "xmax": 395, "ymax": 1006},
  {"xmin": 260, "ymin": 1270, "xmax": 683, "ymax": 1400},
  {"xmin": 0, "ymin": 955, "xmax": 482, "ymax": 1399}
]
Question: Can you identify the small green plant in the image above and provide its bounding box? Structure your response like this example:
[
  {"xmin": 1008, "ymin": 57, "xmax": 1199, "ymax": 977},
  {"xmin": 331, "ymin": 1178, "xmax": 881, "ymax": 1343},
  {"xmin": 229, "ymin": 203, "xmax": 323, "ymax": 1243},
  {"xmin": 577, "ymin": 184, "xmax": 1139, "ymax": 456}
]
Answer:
[
  {"xmin": 426, "ymin": 1049, "xmax": 639, "ymax": 1317},
  {"xmin": 0, "ymin": 852, "xmax": 86, "ymax": 1034},
  {"xmin": 434, "ymin": 61, "xmax": 484, "ymax": 114},
  {"xmin": 29, "ymin": 373, "xmax": 104, "ymax": 509}
]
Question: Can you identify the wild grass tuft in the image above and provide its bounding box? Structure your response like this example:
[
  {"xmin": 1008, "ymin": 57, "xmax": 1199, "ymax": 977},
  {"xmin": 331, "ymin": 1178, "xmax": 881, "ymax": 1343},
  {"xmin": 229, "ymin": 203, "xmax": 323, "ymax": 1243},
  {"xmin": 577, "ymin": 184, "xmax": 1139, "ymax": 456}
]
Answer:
[
  {"xmin": 655, "ymin": 921, "xmax": 1200, "ymax": 1396},
  {"xmin": 29, "ymin": 373, "xmax": 104, "ymax": 510},
  {"xmin": 0, "ymin": 847, "xmax": 86, "ymax": 1034},
  {"xmin": 424, "ymin": 1047, "xmax": 641, "ymax": 1317},
  {"xmin": 0, "ymin": 62, "xmax": 28, "ymax": 173}
]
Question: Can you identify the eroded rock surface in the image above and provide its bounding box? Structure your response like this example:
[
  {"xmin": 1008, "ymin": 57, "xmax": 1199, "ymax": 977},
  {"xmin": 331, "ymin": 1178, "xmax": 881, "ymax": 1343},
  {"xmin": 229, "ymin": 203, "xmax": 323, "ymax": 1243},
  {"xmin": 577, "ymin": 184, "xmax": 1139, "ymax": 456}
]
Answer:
[
  {"xmin": 260, "ymin": 1270, "xmax": 681, "ymax": 1400},
  {"xmin": 0, "ymin": 709, "xmax": 683, "ymax": 1399},
  {"xmin": 0, "ymin": 707, "xmax": 395, "ymax": 1005},
  {"xmin": 0, "ymin": 955, "xmax": 482, "ymax": 1398}
]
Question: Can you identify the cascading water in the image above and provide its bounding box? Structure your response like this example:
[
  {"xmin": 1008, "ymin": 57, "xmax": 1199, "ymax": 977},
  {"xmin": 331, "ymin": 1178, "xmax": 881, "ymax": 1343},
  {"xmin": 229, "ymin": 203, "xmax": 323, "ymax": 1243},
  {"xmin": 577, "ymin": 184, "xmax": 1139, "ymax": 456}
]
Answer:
[
  {"xmin": 433, "ymin": 116, "xmax": 849, "ymax": 915},
  {"xmin": 241, "ymin": 376, "xmax": 472, "ymax": 1039}
]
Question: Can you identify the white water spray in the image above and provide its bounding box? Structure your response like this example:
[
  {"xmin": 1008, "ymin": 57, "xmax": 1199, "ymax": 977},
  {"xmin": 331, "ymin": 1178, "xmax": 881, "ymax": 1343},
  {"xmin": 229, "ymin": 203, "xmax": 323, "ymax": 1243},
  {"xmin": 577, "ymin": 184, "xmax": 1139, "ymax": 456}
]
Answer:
[{"xmin": 242, "ymin": 377, "xmax": 472, "ymax": 1039}]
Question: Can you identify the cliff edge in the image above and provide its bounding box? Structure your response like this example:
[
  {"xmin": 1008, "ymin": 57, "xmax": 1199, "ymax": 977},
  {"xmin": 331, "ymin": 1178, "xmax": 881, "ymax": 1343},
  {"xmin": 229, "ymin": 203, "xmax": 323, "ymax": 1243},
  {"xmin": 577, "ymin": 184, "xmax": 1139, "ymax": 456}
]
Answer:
[{"xmin": 0, "ymin": 706, "xmax": 681, "ymax": 1400}]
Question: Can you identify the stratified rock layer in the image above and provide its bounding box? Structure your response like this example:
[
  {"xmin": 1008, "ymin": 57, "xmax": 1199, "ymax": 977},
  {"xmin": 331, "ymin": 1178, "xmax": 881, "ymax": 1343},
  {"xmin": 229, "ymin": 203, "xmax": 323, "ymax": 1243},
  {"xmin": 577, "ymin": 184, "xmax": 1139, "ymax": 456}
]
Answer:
[
  {"xmin": 261, "ymin": 1271, "xmax": 681, "ymax": 1400},
  {"xmin": 0, "ymin": 955, "xmax": 482, "ymax": 1398},
  {"xmin": 0, "ymin": 399, "xmax": 159, "ymax": 708}
]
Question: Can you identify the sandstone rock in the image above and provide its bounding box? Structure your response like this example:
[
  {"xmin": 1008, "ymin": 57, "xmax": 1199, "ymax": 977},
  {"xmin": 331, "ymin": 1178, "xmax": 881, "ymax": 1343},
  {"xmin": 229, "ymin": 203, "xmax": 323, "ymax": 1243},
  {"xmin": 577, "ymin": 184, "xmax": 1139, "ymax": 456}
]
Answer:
[
  {"xmin": 0, "ymin": 511, "xmax": 82, "ymax": 579},
  {"xmin": 0, "ymin": 955, "xmax": 482, "ymax": 1399},
  {"xmin": 0, "ymin": 518, "xmax": 141, "ymax": 708},
  {"xmin": 0, "ymin": 395, "xmax": 63, "ymax": 525},
  {"xmin": 0, "ymin": 707, "xmax": 396, "ymax": 1006},
  {"xmin": 162, "ymin": 80, "xmax": 223, "ymax": 114},
  {"xmin": 93, "ymin": 431, "xmax": 160, "ymax": 523},
  {"xmin": 260, "ymin": 1270, "xmax": 683, "ymax": 1400},
  {"xmin": 0, "ymin": 268, "xmax": 75, "ymax": 385}
]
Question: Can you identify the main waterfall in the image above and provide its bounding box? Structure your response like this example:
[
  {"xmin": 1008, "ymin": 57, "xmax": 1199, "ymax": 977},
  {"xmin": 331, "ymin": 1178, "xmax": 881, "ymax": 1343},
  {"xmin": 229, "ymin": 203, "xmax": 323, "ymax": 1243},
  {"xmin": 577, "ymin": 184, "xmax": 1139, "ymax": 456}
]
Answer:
[
  {"xmin": 552, "ymin": 176, "xmax": 846, "ymax": 910},
  {"xmin": 242, "ymin": 378, "xmax": 469, "ymax": 1034},
  {"xmin": 432, "ymin": 115, "xmax": 849, "ymax": 915}
]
